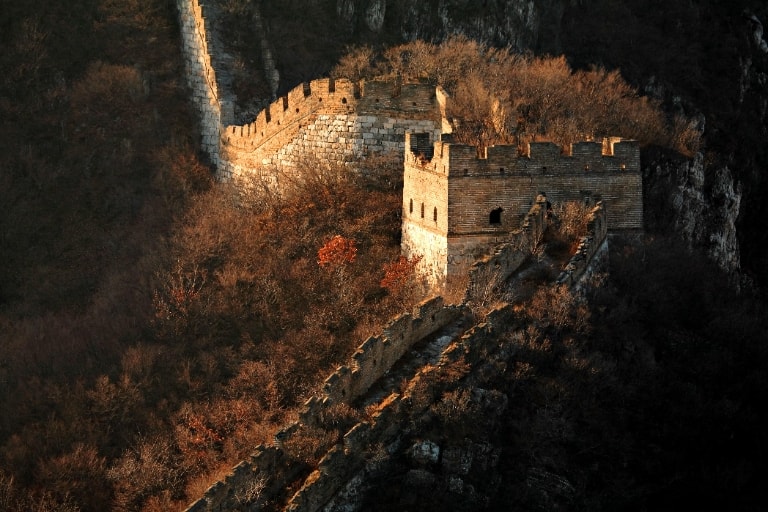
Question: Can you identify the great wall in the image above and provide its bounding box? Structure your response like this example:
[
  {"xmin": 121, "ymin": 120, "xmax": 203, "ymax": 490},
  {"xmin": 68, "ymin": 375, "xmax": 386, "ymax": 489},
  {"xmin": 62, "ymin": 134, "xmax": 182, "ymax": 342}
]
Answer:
[
  {"xmin": 221, "ymin": 78, "xmax": 446, "ymax": 177},
  {"xmin": 176, "ymin": 1, "xmax": 635, "ymax": 510},
  {"xmin": 401, "ymin": 132, "xmax": 640, "ymax": 284},
  {"xmin": 182, "ymin": 195, "xmax": 609, "ymax": 512}
]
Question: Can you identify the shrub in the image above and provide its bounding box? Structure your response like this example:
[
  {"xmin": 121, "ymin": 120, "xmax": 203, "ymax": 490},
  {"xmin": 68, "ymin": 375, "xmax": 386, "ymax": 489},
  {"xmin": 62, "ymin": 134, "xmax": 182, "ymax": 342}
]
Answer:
[
  {"xmin": 332, "ymin": 38, "xmax": 682, "ymax": 150},
  {"xmin": 317, "ymin": 235, "xmax": 358, "ymax": 269},
  {"xmin": 380, "ymin": 255, "xmax": 426, "ymax": 309}
]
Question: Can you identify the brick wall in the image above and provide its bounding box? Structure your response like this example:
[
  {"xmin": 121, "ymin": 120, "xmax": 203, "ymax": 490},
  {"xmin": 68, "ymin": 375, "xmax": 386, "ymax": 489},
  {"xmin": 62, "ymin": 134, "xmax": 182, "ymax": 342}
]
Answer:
[
  {"xmin": 182, "ymin": 296, "xmax": 465, "ymax": 512},
  {"xmin": 220, "ymin": 78, "xmax": 444, "ymax": 179},
  {"xmin": 401, "ymin": 136, "xmax": 642, "ymax": 284},
  {"xmin": 556, "ymin": 202, "xmax": 609, "ymax": 287},
  {"xmin": 176, "ymin": 0, "xmax": 223, "ymax": 167}
]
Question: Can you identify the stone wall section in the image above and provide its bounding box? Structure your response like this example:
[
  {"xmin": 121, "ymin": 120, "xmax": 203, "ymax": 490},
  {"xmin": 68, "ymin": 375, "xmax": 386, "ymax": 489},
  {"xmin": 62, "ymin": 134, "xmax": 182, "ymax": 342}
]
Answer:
[
  {"xmin": 556, "ymin": 201, "xmax": 609, "ymax": 287},
  {"xmin": 182, "ymin": 202, "xmax": 607, "ymax": 511},
  {"xmin": 220, "ymin": 79, "xmax": 444, "ymax": 179},
  {"xmin": 445, "ymin": 138, "xmax": 639, "ymax": 230},
  {"xmin": 301, "ymin": 296, "xmax": 464, "ymax": 424},
  {"xmin": 176, "ymin": 0, "xmax": 224, "ymax": 167},
  {"xmin": 402, "ymin": 134, "xmax": 641, "ymax": 284},
  {"xmin": 281, "ymin": 215, "xmax": 611, "ymax": 512},
  {"xmin": 182, "ymin": 296, "xmax": 464, "ymax": 512},
  {"xmin": 464, "ymin": 196, "xmax": 549, "ymax": 293}
]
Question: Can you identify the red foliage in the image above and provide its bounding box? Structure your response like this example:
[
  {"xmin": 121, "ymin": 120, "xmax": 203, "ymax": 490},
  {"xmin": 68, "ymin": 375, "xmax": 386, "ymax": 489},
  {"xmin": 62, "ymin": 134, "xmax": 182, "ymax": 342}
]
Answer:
[
  {"xmin": 317, "ymin": 235, "xmax": 358, "ymax": 268},
  {"xmin": 380, "ymin": 255, "xmax": 422, "ymax": 292}
]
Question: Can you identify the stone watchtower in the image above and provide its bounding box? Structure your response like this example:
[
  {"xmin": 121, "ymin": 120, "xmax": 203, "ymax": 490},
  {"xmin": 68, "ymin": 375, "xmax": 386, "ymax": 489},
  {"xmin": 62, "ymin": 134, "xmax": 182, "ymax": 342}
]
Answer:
[{"xmin": 401, "ymin": 133, "xmax": 642, "ymax": 285}]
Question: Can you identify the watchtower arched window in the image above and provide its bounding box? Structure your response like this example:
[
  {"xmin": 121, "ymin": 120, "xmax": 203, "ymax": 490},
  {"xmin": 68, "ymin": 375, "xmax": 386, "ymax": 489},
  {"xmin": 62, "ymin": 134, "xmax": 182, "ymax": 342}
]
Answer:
[
  {"xmin": 433, "ymin": 207, "xmax": 438, "ymax": 222},
  {"xmin": 421, "ymin": 203, "xmax": 425, "ymax": 218},
  {"xmin": 489, "ymin": 207, "xmax": 503, "ymax": 225},
  {"xmin": 409, "ymin": 199, "xmax": 413, "ymax": 214}
]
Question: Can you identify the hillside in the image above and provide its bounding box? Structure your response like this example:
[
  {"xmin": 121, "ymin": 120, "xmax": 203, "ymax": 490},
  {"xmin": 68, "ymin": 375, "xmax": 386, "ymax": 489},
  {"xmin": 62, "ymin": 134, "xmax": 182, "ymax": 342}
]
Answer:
[
  {"xmin": 234, "ymin": 0, "xmax": 768, "ymax": 288},
  {"xmin": 1, "ymin": 1, "xmax": 768, "ymax": 511}
]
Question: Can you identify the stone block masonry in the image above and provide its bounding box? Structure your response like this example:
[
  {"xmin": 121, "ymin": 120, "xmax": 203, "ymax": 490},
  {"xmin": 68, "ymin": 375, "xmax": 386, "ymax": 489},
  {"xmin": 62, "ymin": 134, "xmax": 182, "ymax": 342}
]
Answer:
[
  {"xmin": 182, "ymin": 296, "xmax": 465, "ymax": 512},
  {"xmin": 402, "ymin": 133, "xmax": 642, "ymax": 284},
  {"xmin": 220, "ymin": 78, "xmax": 446, "ymax": 180},
  {"xmin": 464, "ymin": 196, "xmax": 549, "ymax": 296},
  {"xmin": 176, "ymin": 0, "xmax": 223, "ymax": 168},
  {"xmin": 557, "ymin": 201, "xmax": 609, "ymax": 287}
]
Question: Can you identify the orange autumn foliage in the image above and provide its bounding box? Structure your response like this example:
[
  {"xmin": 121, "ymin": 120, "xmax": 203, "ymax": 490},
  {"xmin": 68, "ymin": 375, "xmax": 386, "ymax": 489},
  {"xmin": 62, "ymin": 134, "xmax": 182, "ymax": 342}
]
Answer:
[
  {"xmin": 380, "ymin": 255, "xmax": 422, "ymax": 292},
  {"xmin": 317, "ymin": 235, "xmax": 358, "ymax": 268}
]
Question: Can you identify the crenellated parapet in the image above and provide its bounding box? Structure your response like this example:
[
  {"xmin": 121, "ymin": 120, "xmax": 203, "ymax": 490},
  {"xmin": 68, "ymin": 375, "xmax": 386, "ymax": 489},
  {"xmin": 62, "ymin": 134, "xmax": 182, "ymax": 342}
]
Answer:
[
  {"xmin": 178, "ymin": 0, "xmax": 445, "ymax": 180},
  {"xmin": 182, "ymin": 296, "xmax": 466, "ymax": 512},
  {"xmin": 317, "ymin": 296, "xmax": 463, "ymax": 407},
  {"xmin": 224, "ymin": 79, "xmax": 440, "ymax": 148},
  {"xmin": 224, "ymin": 78, "xmax": 357, "ymax": 149},
  {"xmin": 220, "ymin": 78, "xmax": 444, "ymax": 177},
  {"xmin": 405, "ymin": 135, "xmax": 640, "ymax": 177}
]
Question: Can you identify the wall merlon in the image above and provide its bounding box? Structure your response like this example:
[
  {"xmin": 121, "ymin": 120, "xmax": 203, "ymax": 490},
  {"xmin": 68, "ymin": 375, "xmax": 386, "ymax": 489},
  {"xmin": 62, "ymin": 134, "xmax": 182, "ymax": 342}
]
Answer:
[
  {"xmin": 486, "ymin": 145, "xmax": 519, "ymax": 162},
  {"xmin": 528, "ymin": 141, "xmax": 562, "ymax": 160},
  {"xmin": 612, "ymin": 139, "xmax": 641, "ymax": 167},
  {"xmin": 323, "ymin": 371, "xmax": 341, "ymax": 390},
  {"xmin": 571, "ymin": 140, "xmax": 604, "ymax": 158}
]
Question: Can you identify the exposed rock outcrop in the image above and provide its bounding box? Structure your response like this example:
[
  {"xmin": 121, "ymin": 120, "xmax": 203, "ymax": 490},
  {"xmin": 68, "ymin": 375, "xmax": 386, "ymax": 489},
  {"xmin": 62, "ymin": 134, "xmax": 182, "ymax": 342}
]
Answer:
[
  {"xmin": 747, "ymin": 11, "xmax": 768, "ymax": 53},
  {"xmin": 332, "ymin": 0, "xmax": 563, "ymax": 51},
  {"xmin": 644, "ymin": 150, "xmax": 742, "ymax": 277}
]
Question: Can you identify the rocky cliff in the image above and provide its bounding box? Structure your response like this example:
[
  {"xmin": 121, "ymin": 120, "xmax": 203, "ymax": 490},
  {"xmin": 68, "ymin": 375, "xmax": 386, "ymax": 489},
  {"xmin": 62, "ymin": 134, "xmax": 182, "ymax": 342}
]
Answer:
[
  {"xmin": 644, "ymin": 149, "xmax": 742, "ymax": 278},
  {"xmin": 334, "ymin": 0, "xmax": 565, "ymax": 52}
]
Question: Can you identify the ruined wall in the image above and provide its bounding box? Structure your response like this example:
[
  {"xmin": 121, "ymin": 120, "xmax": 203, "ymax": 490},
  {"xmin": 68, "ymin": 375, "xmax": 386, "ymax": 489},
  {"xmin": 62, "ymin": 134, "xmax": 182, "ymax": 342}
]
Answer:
[
  {"xmin": 183, "ymin": 296, "xmax": 464, "ymax": 512},
  {"xmin": 283, "ymin": 303, "xmax": 519, "ymax": 512},
  {"xmin": 464, "ymin": 196, "xmax": 549, "ymax": 294},
  {"xmin": 183, "ymin": 204, "xmax": 607, "ymax": 511},
  {"xmin": 220, "ymin": 79, "xmax": 443, "ymax": 179},
  {"xmin": 283, "ymin": 214, "xmax": 613, "ymax": 511},
  {"xmin": 556, "ymin": 201, "xmax": 609, "ymax": 287},
  {"xmin": 176, "ymin": 0, "xmax": 223, "ymax": 167}
]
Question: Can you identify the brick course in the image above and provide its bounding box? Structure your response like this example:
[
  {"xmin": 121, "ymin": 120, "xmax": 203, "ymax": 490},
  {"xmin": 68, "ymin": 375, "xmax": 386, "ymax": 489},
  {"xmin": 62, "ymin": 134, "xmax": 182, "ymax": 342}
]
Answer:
[{"xmin": 402, "ymin": 133, "xmax": 642, "ymax": 284}]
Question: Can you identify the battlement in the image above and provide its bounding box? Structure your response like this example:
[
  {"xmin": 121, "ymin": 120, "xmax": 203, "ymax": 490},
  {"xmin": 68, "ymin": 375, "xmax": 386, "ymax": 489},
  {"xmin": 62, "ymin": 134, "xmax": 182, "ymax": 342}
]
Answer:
[
  {"xmin": 224, "ymin": 78, "xmax": 439, "ymax": 151},
  {"xmin": 404, "ymin": 133, "xmax": 641, "ymax": 176}
]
